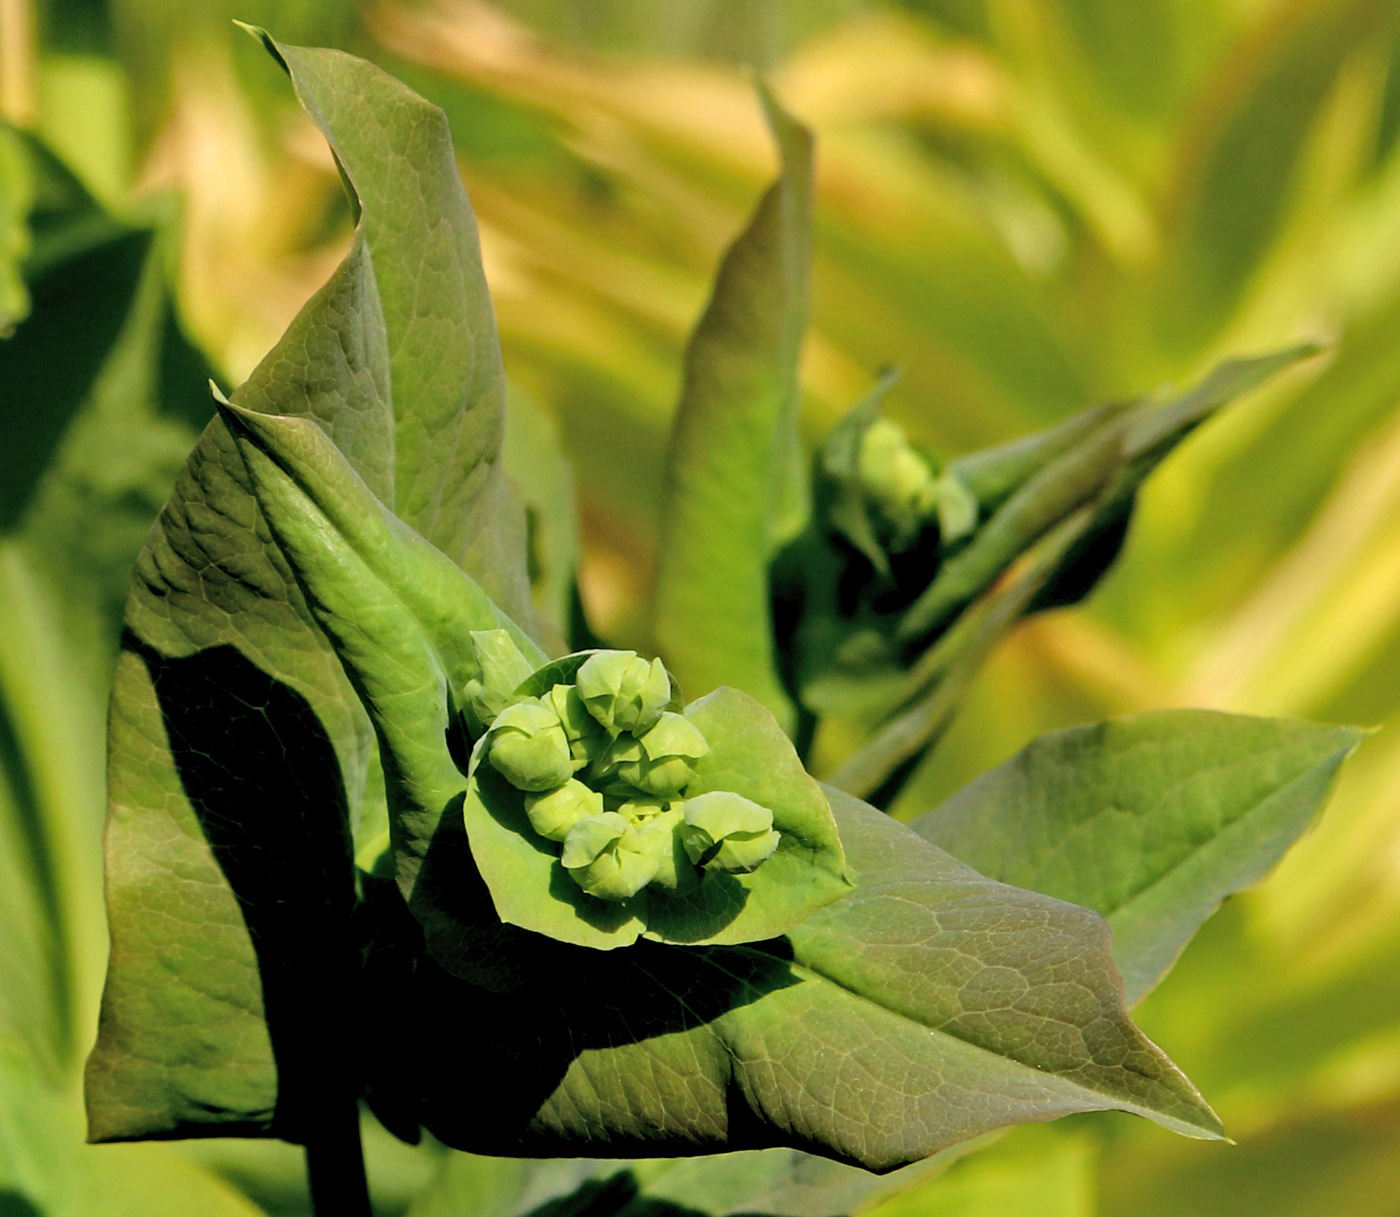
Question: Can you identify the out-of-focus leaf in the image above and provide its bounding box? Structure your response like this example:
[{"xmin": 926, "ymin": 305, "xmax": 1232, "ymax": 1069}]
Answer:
[
  {"xmin": 0, "ymin": 125, "xmax": 32, "ymax": 332},
  {"xmin": 862, "ymin": 1125, "xmax": 1094, "ymax": 1217},
  {"xmin": 86, "ymin": 34, "xmax": 528, "ymax": 1144},
  {"xmin": 814, "ymin": 368, "xmax": 902, "ymax": 574},
  {"xmin": 1156, "ymin": 0, "xmax": 1395, "ymax": 350},
  {"xmin": 948, "ymin": 401, "xmax": 1133, "ymax": 523},
  {"xmin": 910, "ymin": 710, "xmax": 1362, "ymax": 1003},
  {"xmin": 504, "ymin": 384, "xmax": 578, "ymax": 653},
  {"xmin": 409, "ymin": 1145, "xmax": 967, "ymax": 1217},
  {"xmin": 0, "ymin": 212, "xmax": 150, "ymax": 532},
  {"xmin": 0, "ymin": 1044, "xmax": 267, "ymax": 1217},
  {"xmin": 0, "ymin": 137, "xmax": 206, "ymax": 1087},
  {"xmin": 652, "ymin": 86, "xmax": 812, "ymax": 730},
  {"xmin": 394, "ymin": 788, "xmax": 1220, "ymax": 1167},
  {"xmin": 407, "ymin": 1155, "xmax": 609, "ymax": 1217},
  {"xmin": 1054, "ymin": 0, "xmax": 1187, "ymax": 120}
]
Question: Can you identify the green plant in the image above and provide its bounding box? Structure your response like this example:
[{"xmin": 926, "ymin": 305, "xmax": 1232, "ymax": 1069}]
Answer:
[{"xmin": 61, "ymin": 26, "xmax": 1362, "ymax": 1217}]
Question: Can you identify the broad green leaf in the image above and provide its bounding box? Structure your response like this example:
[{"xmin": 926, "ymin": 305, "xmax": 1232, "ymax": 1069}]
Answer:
[
  {"xmin": 652, "ymin": 86, "xmax": 812, "ymax": 731},
  {"xmin": 219, "ymin": 401, "xmax": 543, "ymax": 886},
  {"xmin": 909, "ymin": 710, "xmax": 1362, "ymax": 1004},
  {"xmin": 245, "ymin": 30, "xmax": 532, "ymax": 619},
  {"xmin": 384, "ymin": 787, "xmax": 1220, "ymax": 1169},
  {"xmin": 460, "ymin": 685, "xmax": 850, "ymax": 951},
  {"xmin": 87, "ymin": 35, "xmax": 529, "ymax": 1142}
]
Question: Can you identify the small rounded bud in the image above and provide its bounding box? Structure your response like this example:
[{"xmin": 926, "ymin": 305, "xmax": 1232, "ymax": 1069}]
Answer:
[
  {"xmin": 681, "ymin": 791, "xmax": 781, "ymax": 874},
  {"xmin": 486, "ymin": 700, "xmax": 574, "ymax": 792},
  {"xmin": 461, "ymin": 629, "xmax": 534, "ymax": 733},
  {"xmin": 614, "ymin": 712, "xmax": 709, "ymax": 797},
  {"xmin": 575, "ymin": 650, "xmax": 671, "ymax": 736},
  {"xmin": 561, "ymin": 811, "xmax": 660, "ymax": 901},
  {"xmin": 525, "ymin": 779, "xmax": 604, "ymax": 842},
  {"xmin": 630, "ymin": 807, "xmax": 694, "ymax": 893},
  {"xmin": 546, "ymin": 682, "xmax": 607, "ymax": 767},
  {"xmin": 857, "ymin": 418, "xmax": 939, "ymax": 548}
]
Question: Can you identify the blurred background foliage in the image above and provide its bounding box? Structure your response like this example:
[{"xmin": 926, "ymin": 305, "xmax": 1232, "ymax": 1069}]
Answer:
[{"xmin": 7, "ymin": 0, "xmax": 1400, "ymax": 1213}]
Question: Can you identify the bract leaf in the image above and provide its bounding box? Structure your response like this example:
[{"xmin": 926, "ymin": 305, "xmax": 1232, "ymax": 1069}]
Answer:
[
  {"xmin": 456, "ymin": 685, "xmax": 850, "ymax": 951},
  {"xmin": 909, "ymin": 710, "xmax": 1363, "ymax": 1003},
  {"xmin": 652, "ymin": 85, "xmax": 812, "ymax": 731},
  {"xmin": 87, "ymin": 34, "xmax": 532, "ymax": 1141},
  {"xmin": 388, "ymin": 787, "xmax": 1221, "ymax": 1169}
]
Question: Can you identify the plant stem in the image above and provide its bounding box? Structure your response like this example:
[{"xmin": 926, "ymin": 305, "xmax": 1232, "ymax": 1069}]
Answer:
[{"xmin": 304, "ymin": 1100, "xmax": 373, "ymax": 1217}]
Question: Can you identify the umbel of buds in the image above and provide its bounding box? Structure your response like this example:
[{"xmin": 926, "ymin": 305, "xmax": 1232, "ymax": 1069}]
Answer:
[{"xmin": 478, "ymin": 648, "xmax": 781, "ymax": 902}]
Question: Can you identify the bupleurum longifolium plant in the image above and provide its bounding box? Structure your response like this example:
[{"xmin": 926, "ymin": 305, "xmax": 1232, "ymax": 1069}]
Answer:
[{"xmin": 74, "ymin": 25, "xmax": 1363, "ymax": 1217}]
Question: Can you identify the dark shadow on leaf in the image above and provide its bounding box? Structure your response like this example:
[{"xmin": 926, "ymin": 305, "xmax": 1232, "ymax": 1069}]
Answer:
[
  {"xmin": 0, "ymin": 1191, "xmax": 42, "ymax": 1217},
  {"xmin": 365, "ymin": 867, "xmax": 802, "ymax": 1156},
  {"xmin": 130, "ymin": 636, "xmax": 362, "ymax": 1144},
  {"xmin": 411, "ymin": 792, "xmax": 566, "ymax": 993},
  {"xmin": 645, "ymin": 870, "xmax": 751, "ymax": 943}
]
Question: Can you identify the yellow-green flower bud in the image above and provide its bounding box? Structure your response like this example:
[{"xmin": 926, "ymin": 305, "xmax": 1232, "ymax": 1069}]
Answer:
[
  {"xmin": 857, "ymin": 418, "xmax": 939, "ymax": 548},
  {"xmin": 545, "ymin": 682, "xmax": 606, "ymax": 767},
  {"xmin": 575, "ymin": 650, "xmax": 670, "ymax": 737},
  {"xmin": 525, "ymin": 779, "xmax": 604, "ymax": 842},
  {"xmin": 681, "ymin": 791, "xmax": 781, "ymax": 874},
  {"xmin": 613, "ymin": 712, "xmax": 709, "ymax": 798},
  {"xmin": 561, "ymin": 811, "xmax": 660, "ymax": 901},
  {"xmin": 461, "ymin": 629, "xmax": 534, "ymax": 732},
  {"xmin": 630, "ymin": 806, "xmax": 694, "ymax": 893},
  {"xmin": 486, "ymin": 699, "xmax": 574, "ymax": 792}
]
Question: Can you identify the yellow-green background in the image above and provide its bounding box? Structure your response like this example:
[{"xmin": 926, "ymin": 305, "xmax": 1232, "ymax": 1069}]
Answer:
[{"xmin": 7, "ymin": 0, "xmax": 1400, "ymax": 1213}]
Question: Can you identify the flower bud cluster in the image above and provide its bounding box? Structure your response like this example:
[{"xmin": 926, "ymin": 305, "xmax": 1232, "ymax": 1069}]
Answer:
[{"xmin": 479, "ymin": 649, "xmax": 781, "ymax": 901}]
